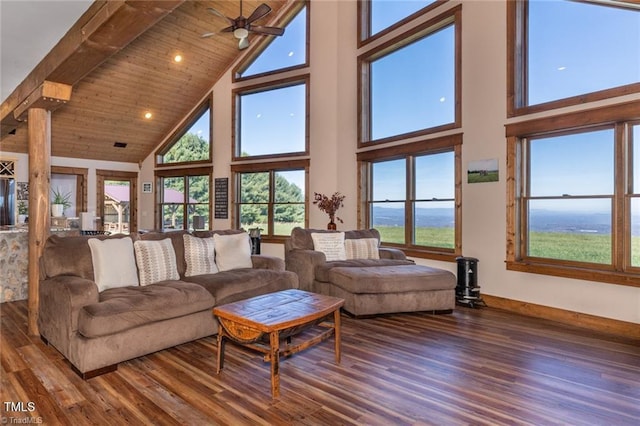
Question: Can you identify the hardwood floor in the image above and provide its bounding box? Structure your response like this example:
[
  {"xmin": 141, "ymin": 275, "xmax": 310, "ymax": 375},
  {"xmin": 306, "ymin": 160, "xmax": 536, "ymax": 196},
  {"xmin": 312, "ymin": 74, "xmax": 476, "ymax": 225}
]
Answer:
[{"xmin": 2, "ymin": 300, "xmax": 639, "ymax": 425}]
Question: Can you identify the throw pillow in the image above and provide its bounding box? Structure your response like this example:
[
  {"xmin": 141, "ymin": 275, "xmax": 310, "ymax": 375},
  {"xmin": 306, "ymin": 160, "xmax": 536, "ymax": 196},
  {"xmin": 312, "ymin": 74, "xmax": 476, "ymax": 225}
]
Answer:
[
  {"xmin": 183, "ymin": 234, "xmax": 218, "ymax": 277},
  {"xmin": 213, "ymin": 232, "xmax": 253, "ymax": 271},
  {"xmin": 88, "ymin": 237, "xmax": 139, "ymax": 292},
  {"xmin": 345, "ymin": 238, "xmax": 380, "ymax": 260},
  {"xmin": 133, "ymin": 238, "xmax": 180, "ymax": 286},
  {"xmin": 311, "ymin": 232, "xmax": 346, "ymax": 261}
]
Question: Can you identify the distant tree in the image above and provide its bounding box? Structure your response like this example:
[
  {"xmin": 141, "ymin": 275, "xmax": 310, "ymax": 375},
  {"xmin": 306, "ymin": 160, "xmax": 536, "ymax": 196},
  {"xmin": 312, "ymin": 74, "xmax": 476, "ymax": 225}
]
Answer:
[
  {"xmin": 240, "ymin": 171, "xmax": 304, "ymax": 225},
  {"xmin": 163, "ymin": 133, "xmax": 209, "ymax": 163}
]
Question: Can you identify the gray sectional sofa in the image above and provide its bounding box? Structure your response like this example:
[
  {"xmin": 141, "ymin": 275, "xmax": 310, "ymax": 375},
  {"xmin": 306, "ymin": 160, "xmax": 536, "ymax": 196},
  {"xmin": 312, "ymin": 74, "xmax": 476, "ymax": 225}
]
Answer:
[
  {"xmin": 284, "ymin": 227, "xmax": 456, "ymax": 316},
  {"xmin": 38, "ymin": 229, "xmax": 298, "ymax": 378}
]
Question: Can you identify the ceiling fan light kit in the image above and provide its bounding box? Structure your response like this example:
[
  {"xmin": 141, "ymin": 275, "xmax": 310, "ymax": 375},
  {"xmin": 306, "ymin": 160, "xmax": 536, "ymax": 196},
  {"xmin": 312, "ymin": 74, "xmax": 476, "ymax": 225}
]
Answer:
[{"xmin": 202, "ymin": 1, "xmax": 285, "ymax": 50}]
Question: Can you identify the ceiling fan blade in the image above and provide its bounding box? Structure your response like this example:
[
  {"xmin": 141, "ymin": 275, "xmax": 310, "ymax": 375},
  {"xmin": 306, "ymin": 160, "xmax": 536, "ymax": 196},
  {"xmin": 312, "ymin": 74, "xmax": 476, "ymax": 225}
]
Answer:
[
  {"xmin": 250, "ymin": 25, "xmax": 285, "ymax": 36},
  {"xmin": 206, "ymin": 7, "xmax": 235, "ymax": 26},
  {"xmin": 220, "ymin": 25, "xmax": 235, "ymax": 33},
  {"xmin": 247, "ymin": 3, "xmax": 271, "ymax": 24},
  {"xmin": 239, "ymin": 37, "xmax": 250, "ymax": 50},
  {"xmin": 201, "ymin": 32, "xmax": 216, "ymax": 38}
]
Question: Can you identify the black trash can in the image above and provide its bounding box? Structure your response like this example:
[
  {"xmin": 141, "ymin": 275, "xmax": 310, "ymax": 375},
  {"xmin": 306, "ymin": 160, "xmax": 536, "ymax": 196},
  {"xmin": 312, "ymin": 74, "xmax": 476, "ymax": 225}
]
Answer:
[{"xmin": 455, "ymin": 256, "xmax": 485, "ymax": 308}]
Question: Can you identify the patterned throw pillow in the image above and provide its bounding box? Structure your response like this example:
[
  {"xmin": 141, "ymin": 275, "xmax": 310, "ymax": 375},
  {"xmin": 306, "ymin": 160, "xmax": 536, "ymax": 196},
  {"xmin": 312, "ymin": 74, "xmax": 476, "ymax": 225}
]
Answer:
[
  {"xmin": 133, "ymin": 238, "xmax": 180, "ymax": 286},
  {"xmin": 311, "ymin": 232, "xmax": 346, "ymax": 261},
  {"xmin": 183, "ymin": 234, "xmax": 218, "ymax": 277},
  {"xmin": 213, "ymin": 232, "xmax": 253, "ymax": 271},
  {"xmin": 345, "ymin": 238, "xmax": 380, "ymax": 260},
  {"xmin": 88, "ymin": 237, "xmax": 139, "ymax": 292}
]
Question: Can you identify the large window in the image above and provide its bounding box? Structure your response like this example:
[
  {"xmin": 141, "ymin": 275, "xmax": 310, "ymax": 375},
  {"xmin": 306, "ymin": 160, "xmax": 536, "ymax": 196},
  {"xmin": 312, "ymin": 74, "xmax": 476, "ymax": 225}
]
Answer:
[
  {"xmin": 156, "ymin": 168, "xmax": 211, "ymax": 231},
  {"xmin": 359, "ymin": 6, "xmax": 460, "ymax": 145},
  {"xmin": 156, "ymin": 102, "xmax": 211, "ymax": 166},
  {"xmin": 232, "ymin": 2, "xmax": 310, "ymax": 236},
  {"xmin": 359, "ymin": 0, "xmax": 441, "ymax": 45},
  {"xmin": 234, "ymin": 77, "xmax": 308, "ymax": 159},
  {"xmin": 506, "ymin": 103, "xmax": 640, "ymax": 285},
  {"xmin": 508, "ymin": 0, "xmax": 640, "ymax": 116},
  {"xmin": 236, "ymin": 3, "xmax": 308, "ymax": 79},
  {"xmin": 359, "ymin": 135, "xmax": 461, "ymax": 260},
  {"xmin": 233, "ymin": 161, "xmax": 307, "ymax": 237}
]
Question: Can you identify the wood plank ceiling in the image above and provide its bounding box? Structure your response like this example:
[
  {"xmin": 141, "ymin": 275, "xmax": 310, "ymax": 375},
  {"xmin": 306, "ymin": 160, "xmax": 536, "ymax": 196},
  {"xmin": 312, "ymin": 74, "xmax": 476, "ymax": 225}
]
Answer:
[{"xmin": 0, "ymin": 0, "xmax": 287, "ymax": 163}]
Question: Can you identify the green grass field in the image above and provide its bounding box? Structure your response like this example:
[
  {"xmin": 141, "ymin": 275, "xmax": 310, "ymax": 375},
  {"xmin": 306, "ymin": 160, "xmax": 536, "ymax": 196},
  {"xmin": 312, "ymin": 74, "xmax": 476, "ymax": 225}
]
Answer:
[
  {"xmin": 375, "ymin": 226, "xmax": 640, "ymax": 266},
  {"xmin": 248, "ymin": 222, "xmax": 640, "ymax": 266}
]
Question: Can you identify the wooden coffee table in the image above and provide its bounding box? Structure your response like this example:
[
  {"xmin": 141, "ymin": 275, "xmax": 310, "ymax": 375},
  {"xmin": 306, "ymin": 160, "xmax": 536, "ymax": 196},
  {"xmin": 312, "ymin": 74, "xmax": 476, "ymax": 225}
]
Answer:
[{"xmin": 213, "ymin": 289, "xmax": 344, "ymax": 398}]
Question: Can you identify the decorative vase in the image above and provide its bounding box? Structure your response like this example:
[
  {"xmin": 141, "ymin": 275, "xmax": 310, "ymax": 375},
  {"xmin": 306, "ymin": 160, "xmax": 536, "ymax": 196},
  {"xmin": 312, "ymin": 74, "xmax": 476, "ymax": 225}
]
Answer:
[
  {"xmin": 327, "ymin": 216, "xmax": 337, "ymax": 230},
  {"xmin": 51, "ymin": 204, "xmax": 64, "ymax": 217}
]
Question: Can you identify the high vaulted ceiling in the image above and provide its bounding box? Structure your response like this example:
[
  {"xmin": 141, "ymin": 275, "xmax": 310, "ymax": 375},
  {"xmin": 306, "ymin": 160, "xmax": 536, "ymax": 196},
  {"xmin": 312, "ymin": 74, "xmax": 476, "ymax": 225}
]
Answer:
[{"xmin": 0, "ymin": 0, "xmax": 288, "ymax": 164}]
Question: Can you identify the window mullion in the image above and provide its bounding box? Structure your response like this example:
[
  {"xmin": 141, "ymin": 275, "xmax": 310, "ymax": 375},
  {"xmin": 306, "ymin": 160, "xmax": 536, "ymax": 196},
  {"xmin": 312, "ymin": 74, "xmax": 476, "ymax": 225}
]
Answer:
[
  {"xmin": 406, "ymin": 156, "xmax": 414, "ymax": 246},
  {"xmin": 613, "ymin": 123, "xmax": 627, "ymax": 270}
]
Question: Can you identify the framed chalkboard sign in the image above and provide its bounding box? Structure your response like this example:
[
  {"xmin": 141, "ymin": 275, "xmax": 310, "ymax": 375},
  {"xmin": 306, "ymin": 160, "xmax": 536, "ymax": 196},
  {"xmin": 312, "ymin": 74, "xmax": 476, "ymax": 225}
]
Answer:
[{"xmin": 214, "ymin": 178, "xmax": 228, "ymax": 219}]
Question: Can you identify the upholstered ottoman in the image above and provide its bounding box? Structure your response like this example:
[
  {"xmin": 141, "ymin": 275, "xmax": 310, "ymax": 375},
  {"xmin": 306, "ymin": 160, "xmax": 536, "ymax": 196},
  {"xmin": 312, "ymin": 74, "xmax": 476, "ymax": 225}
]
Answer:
[{"xmin": 325, "ymin": 265, "xmax": 456, "ymax": 316}]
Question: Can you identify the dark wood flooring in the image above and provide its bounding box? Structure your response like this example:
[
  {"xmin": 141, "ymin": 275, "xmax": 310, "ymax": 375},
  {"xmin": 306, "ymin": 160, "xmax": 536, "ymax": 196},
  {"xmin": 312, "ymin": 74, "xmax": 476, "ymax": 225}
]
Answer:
[{"xmin": 1, "ymin": 300, "xmax": 639, "ymax": 425}]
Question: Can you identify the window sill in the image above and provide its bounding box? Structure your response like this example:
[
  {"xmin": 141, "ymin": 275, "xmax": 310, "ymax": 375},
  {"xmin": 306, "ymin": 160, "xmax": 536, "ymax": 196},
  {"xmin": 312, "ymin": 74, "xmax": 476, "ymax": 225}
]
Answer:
[
  {"xmin": 506, "ymin": 260, "xmax": 640, "ymax": 288},
  {"xmin": 385, "ymin": 246, "xmax": 459, "ymax": 263}
]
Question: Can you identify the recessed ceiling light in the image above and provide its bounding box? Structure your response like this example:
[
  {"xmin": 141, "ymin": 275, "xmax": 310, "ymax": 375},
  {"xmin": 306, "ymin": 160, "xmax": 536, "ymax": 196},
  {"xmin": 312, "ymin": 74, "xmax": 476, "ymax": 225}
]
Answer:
[
  {"xmin": 174, "ymin": 54, "xmax": 183, "ymax": 63},
  {"xmin": 144, "ymin": 112, "xmax": 153, "ymax": 119}
]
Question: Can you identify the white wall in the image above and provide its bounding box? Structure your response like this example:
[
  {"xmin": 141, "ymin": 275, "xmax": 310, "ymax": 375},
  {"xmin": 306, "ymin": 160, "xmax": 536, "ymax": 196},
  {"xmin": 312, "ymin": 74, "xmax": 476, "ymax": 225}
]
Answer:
[{"xmin": 137, "ymin": 0, "xmax": 639, "ymax": 324}]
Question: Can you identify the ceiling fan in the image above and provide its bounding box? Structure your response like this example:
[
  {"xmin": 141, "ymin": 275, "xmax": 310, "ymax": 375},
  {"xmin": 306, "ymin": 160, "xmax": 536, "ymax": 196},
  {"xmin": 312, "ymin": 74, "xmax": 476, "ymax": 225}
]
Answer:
[{"xmin": 201, "ymin": 1, "xmax": 285, "ymax": 50}]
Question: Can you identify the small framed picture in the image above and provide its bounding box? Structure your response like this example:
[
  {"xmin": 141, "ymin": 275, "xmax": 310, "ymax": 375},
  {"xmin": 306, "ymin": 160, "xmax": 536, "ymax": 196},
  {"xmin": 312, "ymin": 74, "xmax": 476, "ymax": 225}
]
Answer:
[{"xmin": 142, "ymin": 182, "xmax": 153, "ymax": 193}]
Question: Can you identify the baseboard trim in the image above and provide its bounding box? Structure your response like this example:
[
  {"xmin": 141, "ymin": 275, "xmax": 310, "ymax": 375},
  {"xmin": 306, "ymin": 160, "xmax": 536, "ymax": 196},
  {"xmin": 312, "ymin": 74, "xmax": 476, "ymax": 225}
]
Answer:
[{"xmin": 482, "ymin": 295, "xmax": 640, "ymax": 340}]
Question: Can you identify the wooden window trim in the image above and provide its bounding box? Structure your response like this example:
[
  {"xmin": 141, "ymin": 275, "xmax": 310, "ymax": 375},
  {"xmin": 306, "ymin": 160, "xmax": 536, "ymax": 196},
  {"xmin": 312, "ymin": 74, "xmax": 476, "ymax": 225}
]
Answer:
[
  {"xmin": 232, "ymin": 74, "xmax": 310, "ymax": 161},
  {"xmin": 505, "ymin": 103, "xmax": 640, "ymax": 287},
  {"xmin": 358, "ymin": 134, "xmax": 462, "ymax": 261},
  {"xmin": 232, "ymin": 159, "xmax": 309, "ymax": 238},
  {"xmin": 358, "ymin": 5, "xmax": 461, "ymax": 147},
  {"xmin": 51, "ymin": 166, "xmax": 88, "ymax": 214},
  {"xmin": 154, "ymin": 167, "xmax": 213, "ymax": 230},
  {"xmin": 358, "ymin": 0, "xmax": 449, "ymax": 49},
  {"xmin": 233, "ymin": 1, "xmax": 310, "ymax": 83},
  {"xmin": 155, "ymin": 98, "xmax": 212, "ymax": 168},
  {"xmin": 507, "ymin": 0, "xmax": 640, "ymax": 118},
  {"xmin": 96, "ymin": 169, "xmax": 138, "ymax": 234}
]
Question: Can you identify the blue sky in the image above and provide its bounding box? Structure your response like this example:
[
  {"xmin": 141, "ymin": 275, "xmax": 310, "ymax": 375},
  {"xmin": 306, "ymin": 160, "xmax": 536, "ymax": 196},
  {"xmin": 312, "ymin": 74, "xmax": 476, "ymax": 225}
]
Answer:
[{"xmin": 184, "ymin": 0, "xmax": 639, "ymax": 216}]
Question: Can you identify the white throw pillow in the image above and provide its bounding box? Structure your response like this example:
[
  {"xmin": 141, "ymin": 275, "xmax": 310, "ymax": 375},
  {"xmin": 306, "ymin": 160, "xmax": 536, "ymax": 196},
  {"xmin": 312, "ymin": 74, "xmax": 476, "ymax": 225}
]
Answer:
[
  {"xmin": 183, "ymin": 234, "xmax": 218, "ymax": 277},
  {"xmin": 213, "ymin": 233, "xmax": 253, "ymax": 271},
  {"xmin": 88, "ymin": 237, "xmax": 139, "ymax": 292},
  {"xmin": 133, "ymin": 239, "xmax": 180, "ymax": 286},
  {"xmin": 345, "ymin": 238, "xmax": 380, "ymax": 260},
  {"xmin": 311, "ymin": 232, "xmax": 346, "ymax": 261}
]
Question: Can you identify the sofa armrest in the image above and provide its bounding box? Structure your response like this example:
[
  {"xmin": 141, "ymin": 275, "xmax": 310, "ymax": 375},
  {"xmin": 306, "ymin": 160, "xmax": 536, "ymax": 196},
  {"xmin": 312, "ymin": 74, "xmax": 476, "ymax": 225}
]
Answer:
[
  {"xmin": 38, "ymin": 276, "xmax": 99, "ymax": 352},
  {"xmin": 251, "ymin": 254, "xmax": 285, "ymax": 271},
  {"xmin": 379, "ymin": 247, "xmax": 408, "ymax": 260},
  {"xmin": 284, "ymin": 249, "xmax": 327, "ymax": 291}
]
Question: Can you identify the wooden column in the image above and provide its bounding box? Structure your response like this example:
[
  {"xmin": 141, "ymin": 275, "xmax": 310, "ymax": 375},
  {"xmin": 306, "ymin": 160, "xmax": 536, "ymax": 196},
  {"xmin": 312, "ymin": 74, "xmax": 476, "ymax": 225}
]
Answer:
[{"xmin": 27, "ymin": 108, "xmax": 52, "ymax": 335}]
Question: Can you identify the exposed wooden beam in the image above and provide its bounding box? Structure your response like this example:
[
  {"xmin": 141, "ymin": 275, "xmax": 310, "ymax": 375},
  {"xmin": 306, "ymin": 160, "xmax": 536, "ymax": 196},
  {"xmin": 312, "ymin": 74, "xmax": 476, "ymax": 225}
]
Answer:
[
  {"xmin": 13, "ymin": 81, "xmax": 73, "ymax": 121},
  {"xmin": 1, "ymin": 0, "xmax": 185, "ymax": 134}
]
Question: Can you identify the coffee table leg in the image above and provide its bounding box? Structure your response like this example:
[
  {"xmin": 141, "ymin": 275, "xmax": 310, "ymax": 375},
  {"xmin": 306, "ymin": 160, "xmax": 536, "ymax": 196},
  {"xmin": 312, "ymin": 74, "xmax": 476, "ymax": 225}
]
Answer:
[
  {"xmin": 334, "ymin": 309, "xmax": 341, "ymax": 364},
  {"xmin": 270, "ymin": 330, "xmax": 280, "ymax": 398},
  {"xmin": 216, "ymin": 331, "xmax": 226, "ymax": 374}
]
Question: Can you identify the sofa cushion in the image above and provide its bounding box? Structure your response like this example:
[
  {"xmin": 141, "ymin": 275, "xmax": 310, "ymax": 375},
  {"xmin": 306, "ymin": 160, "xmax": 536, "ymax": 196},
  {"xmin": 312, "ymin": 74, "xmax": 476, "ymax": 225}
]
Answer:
[
  {"xmin": 134, "ymin": 239, "xmax": 180, "ymax": 286},
  {"xmin": 327, "ymin": 265, "xmax": 456, "ymax": 294},
  {"xmin": 345, "ymin": 238, "xmax": 380, "ymax": 260},
  {"xmin": 290, "ymin": 227, "xmax": 381, "ymax": 251},
  {"xmin": 314, "ymin": 259, "xmax": 415, "ymax": 282},
  {"xmin": 213, "ymin": 232, "xmax": 253, "ymax": 271},
  {"xmin": 183, "ymin": 269, "xmax": 298, "ymax": 306},
  {"xmin": 77, "ymin": 281, "xmax": 215, "ymax": 338},
  {"xmin": 139, "ymin": 230, "xmax": 188, "ymax": 276},
  {"xmin": 88, "ymin": 237, "xmax": 139, "ymax": 292},
  {"xmin": 311, "ymin": 232, "xmax": 346, "ymax": 261},
  {"xmin": 42, "ymin": 233, "xmax": 139, "ymax": 280},
  {"xmin": 183, "ymin": 234, "xmax": 218, "ymax": 277}
]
